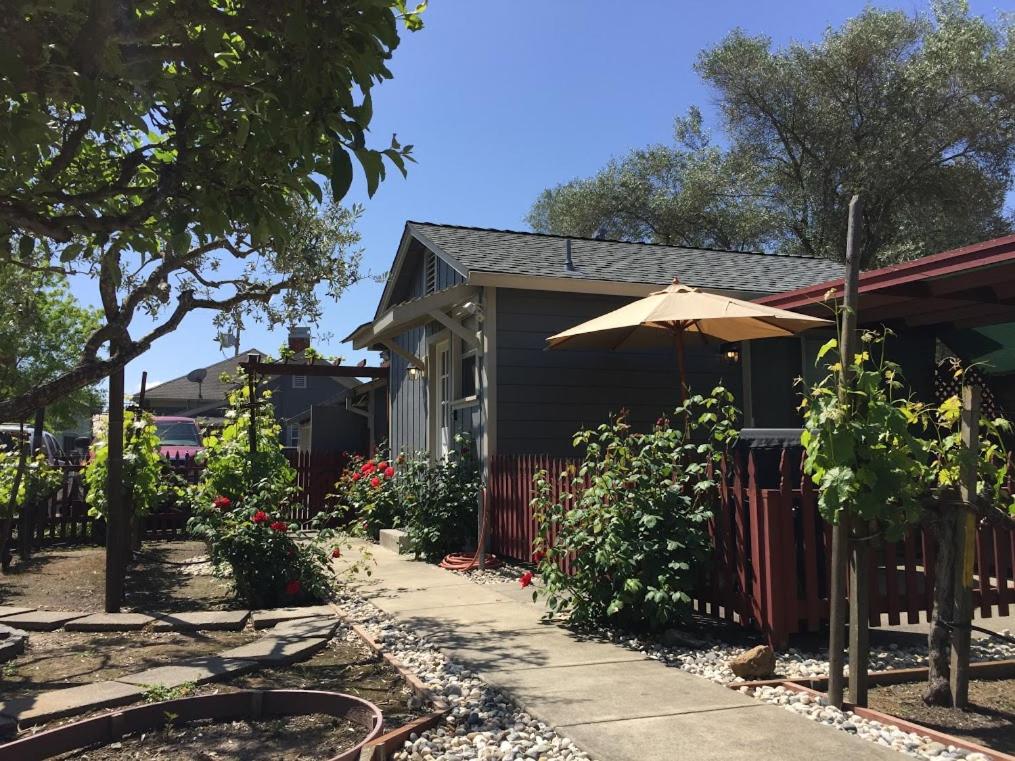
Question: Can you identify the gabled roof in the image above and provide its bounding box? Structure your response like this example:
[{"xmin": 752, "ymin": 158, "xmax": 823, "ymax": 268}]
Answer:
[
  {"xmin": 406, "ymin": 222, "xmax": 844, "ymax": 295},
  {"xmin": 142, "ymin": 350, "xmax": 265, "ymax": 401}
]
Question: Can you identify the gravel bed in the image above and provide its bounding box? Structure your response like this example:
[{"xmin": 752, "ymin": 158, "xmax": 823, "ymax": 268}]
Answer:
[
  {"xmin": 741, "ymin": 685, "xmax": 991, "ymax": 761},
  {"xmin": 622, "ymin": 630, "xmax": 1015, "ymax": 685},
  {"xmin": 451, "ymin": 562, "xmax": 532, "ymax": 586},
  {"xmin": 334, "ymin": 592, "xmax": 592, "ymax": 761}
]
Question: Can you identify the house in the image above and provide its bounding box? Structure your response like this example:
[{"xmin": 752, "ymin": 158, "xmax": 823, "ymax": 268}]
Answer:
[
  {"xmin": 141, "ymin": 327, "xmax": 361, "ymax": 447},
  {"xmin": 346, "ymin": 222, "xmax": 845, "ymax": 472},
  {"xmin": 286, "ymin": 376, "xmax": 388, "ymax": 456}
]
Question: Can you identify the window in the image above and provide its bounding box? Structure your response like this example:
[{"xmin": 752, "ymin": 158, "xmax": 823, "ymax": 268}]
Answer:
[
  {"xmin": 293, "ymin": 375, "xmax": 307, "ymax": 389},
  {"xmin": 424, "ymin": 250, "xmax": 437, "ymax": 294},
  {"xmin": 459, "ymin": 351, "xmax": 477, "ymax": 398},
  {"xmin": 286, "ymin": 423, "xmax": 300, "ymax": 448}
]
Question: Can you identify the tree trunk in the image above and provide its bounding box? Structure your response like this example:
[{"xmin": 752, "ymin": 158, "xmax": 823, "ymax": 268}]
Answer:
[{"xmin": 924, "ymin": 505, "xmax": 957, "ymax": 706}]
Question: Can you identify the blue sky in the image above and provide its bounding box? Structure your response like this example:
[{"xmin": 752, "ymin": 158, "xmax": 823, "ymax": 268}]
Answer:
[{"xmin": 71, "ymin": 0, "xmax": 1009, "ymax": 396}]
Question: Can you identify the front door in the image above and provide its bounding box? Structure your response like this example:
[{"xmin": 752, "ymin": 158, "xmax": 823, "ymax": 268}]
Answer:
[{"xmin": 435, "ymin": 340, "xmax": 452, "ymax": 457}]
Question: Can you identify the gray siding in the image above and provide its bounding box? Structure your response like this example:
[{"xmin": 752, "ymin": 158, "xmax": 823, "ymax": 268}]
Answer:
[
  {"xmin": 495, "ymin": 289, "xmax": 743, "ymax": 457},
  {"xmin": 386, "ymin": 247, "xmax": 466, "ymax": 457}
]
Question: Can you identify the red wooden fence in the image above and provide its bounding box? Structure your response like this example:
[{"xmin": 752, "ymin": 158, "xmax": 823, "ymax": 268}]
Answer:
[{"xmin": 488, "ymin": 450, "xmax": 1015, "ymax": 647}]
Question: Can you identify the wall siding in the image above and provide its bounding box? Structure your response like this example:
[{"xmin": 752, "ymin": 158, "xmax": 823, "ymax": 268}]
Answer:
[
  {"xmin": 386, "ymin": 246, "xmax": 466, "ymax": 457},
  {"xmin": 495, "ymin": 289, "xmax": 743, "ymax": 456}
]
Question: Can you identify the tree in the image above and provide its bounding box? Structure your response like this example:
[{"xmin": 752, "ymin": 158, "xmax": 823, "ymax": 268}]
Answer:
[
  {"xmin": 696, "ymin": 1, "xmax": 1015, "ymax": 265},
  {"xmin": 0, "ymin": 0, "xmax": 424, "ymax": 421},
  {"xmin": 527, "ymin": 109, "xmax": 780, "ymax": 250},
  {"xmin": 531, "ymin": 2, "xmax": 1015, "ymax": 265},
  {"xmin": 0, "ymin": 265, "xmax": 103, "ymax": 429}
]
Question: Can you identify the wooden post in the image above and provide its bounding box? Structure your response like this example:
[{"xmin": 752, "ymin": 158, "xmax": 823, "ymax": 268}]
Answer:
[
  {"xmin": 18, "ymin": 409, "xmax": 45, "ymax": 562},
  {"xmin": 104, "ymin": 362, "xmax": 127, "ymax": 613},
  {"xmin": 848, "ymin": 536, "xmax": 871, "ymax": 706},
  {"xmin": 247, "ymin": 355, "xmax": 258, "ymax": 458},
  {"xmin": 128, "ymin": 372, "xmax": 148, "ymax": 552},
  {"xmin": 828, "ymin": 194, "xmax": 862, "ymax": 709},
  {"xmin": 950, "ymin": 384, "xmax": 979, "ymax": 707}
]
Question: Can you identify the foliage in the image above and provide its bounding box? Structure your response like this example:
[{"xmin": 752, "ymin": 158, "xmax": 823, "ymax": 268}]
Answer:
[
  {"xmin": 83, "ymin": 411, "xmax": 164, "ymax": 519},
  {"xmin": 398, "ymin": 437, "xmax": 480, "ymax": 562},
  {"xmin": 531, "ymin": 388, "xmax": 739, "ymax": 630},
  {"xmin": 194, "ymin": 377, "xmax": 296, "ymax": 508},
  {"xmin": 531, "ymin": 2, "xmax": 1015, "ymax": 267},
  {"xmin": 187, "ymin": 377, "xmax": 340, "ymax": 607},
  {"xmin": 696, "ymin": 1, "xmax": 1015, "ymax": 265},
  {"xmin": 143, "ymin": 682, "xmax": 197, "ymax": 704},
  {"xmin": 528, "ymin": 108, "xmax": 780, "ymax": 251},
  {"xmin": 0, "ymin": 449, "xmax": 62, "ymax": 516},
  {"xmin": 0, "ymin": 0, "xmax": 426, "ymax": 422},
  {"xmin": 800, "ymin": 333, "xmax": 1015, "ymax": 542},
  {"xmin": 0, "ymin": 265, "xmax": 103, "ymax": 430},
  {"xmin": 334, "ymin": 450, "xmax": 400, "ymax": 538}
]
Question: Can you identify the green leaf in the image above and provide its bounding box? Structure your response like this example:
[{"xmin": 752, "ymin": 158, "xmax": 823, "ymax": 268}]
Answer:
[{"xmin": 329, "ymin": 145, "xmax": 354, "ymax": 200}]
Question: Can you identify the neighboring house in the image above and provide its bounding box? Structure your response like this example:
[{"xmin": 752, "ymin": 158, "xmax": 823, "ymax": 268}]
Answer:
[
  {"xmin": 140, "ymin": 327, "xmax": 361, "ymax": 447},
  {"xmin": 286, "ymin": 376, "xmax": 388, "ymax": 457},
  {"xmin": 346, "ymin": 222, "xmax": 845, "ymax": 472}
]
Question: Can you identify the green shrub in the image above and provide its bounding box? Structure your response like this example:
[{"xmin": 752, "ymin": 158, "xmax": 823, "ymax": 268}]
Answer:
[
  {"xmin": 399, "ymin": 436, "xmax": 480, "ymax": 562},
  {"xmin": 83, "ymin": 411, "xmax": 163, "ymax": 519},
  {"xmin": 1, "ymin": 448, "xmax": 62, "ymax": 515},
  {"xmin": 187, "ymin": 377, "xmax": 333, "ymax": 607},
  {"xmin": 531, "ymin": 387, "xmax": 739, "ymax": 631}
]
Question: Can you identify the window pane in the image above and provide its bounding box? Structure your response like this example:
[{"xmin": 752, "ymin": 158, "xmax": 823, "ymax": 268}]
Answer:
[{"xmin": 460, "ymin": 354, "xmax": 476, "ymax": 397}]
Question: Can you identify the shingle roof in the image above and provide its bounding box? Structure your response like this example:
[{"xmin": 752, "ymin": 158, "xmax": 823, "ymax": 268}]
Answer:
[
  {"xmin": 142, "ymin": 350, "xmax": 263, "ymax": 401},
  {"xmin": 407, "ymin": 222, "xmax": 844, "ymax": 294}
]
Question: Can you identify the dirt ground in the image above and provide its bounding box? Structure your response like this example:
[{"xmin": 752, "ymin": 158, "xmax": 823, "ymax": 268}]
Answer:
[
  {"xmin": 868, "ymin": 678, "xmax": 1015, "ymax": 755},
  {"xmin": 56, "ymin": 713, "xmax": 364, "ymax": 760},
  {"xmin": 38, "ymin": 636, "xmax": 417, "ymax": 759},
  {"xmin": 0, "ymin": 541, "xmax": 235, "ymax": 612},
  {"xmin": 0, "ymin": 629, "xmax": 254, "ymax": 700}
]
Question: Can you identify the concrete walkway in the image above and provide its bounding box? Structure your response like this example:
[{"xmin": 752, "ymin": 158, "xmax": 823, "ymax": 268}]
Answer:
[{"xmin": 347, "ymin": 544, "xmax": 904, "ymax": 761}]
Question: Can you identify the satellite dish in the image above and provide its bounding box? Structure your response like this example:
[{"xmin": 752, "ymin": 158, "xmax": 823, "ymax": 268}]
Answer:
[{"xmin": 186, "ymin": 368, "xmax": 208, "ymax": 399}]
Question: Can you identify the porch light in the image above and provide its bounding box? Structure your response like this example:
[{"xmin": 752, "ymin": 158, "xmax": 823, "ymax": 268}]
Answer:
[
  {"xmin": 407, "ymin": 366, "xmax": 425, "ymax": 381},
  {"xmin": 721, "ymin": 343, "xmax": 741, "ymax": 365}
]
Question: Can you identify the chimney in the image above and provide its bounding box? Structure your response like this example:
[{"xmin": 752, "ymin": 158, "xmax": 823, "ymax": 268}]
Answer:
[
  {"xmin": 288, "ymin": 326, "xmax": 311, "ymax": 353},
  {"xmin": 564, "ymin": 238, "xmax": 576, "ymax": 272}
]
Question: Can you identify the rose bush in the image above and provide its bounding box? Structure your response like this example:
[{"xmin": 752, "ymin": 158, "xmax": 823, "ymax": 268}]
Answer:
[
  {"xmin": 333, "ymin": 451, "xmax": 400, "ymax": 538},
  {"xmin": 530, "ymin": 387, "xmax": 739, "ymax": 630}
]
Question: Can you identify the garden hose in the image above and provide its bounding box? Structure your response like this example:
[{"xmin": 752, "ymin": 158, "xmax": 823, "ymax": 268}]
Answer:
[{"xmin": 439, "ymin": 487, "xmax": 501, "ymax": 571}]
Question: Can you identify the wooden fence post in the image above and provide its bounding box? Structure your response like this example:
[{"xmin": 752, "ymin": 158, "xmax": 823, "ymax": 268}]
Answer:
[
  {"xmin": 104, "ymin": 362, "xmax": 127, "ymax": 613},
  {"xmin": 950, "ymin": 384, "xmax": 979, "ymax": 707},
  {"xmin": 829, "ymin": 193, "xmax": 862, "ymax": 709}
]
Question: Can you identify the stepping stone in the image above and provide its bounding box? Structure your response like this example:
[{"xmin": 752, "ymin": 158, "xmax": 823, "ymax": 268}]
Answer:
[
  {"xmin": 0, "ymin": 606, "xmax": 35, "ymax": 619},
  {"xmin": 0, "ymin": 681, "xmax": 143, "ymax": 727},
  {"xmin": 65, "ymin": 612, "xmax": 154, "ymax": 632},
  {"xmin": 151, "ymin": 610, "xmax": 250, "ymax": 632},
  {"xmin": 117, "ymin": 656, "xmax": 259, "ymax": 688},
  {"xmin": 250, "ymin": 605, "xmax": 335, "ymax": 629},
  {"xmin": 0, "ymin": 611, "xmax": 88, "ymax": 631},
  {"xmin": 219, "ymin": 635, "xmax": 329, "ymax": 666},
  {"xmin": 271, "ymin": 616, "xmax": 341, "ymax": 639}
]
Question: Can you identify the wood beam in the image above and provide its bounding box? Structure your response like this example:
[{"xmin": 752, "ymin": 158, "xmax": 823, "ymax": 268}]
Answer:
[
  {"xmin": 380, "ymin": 339, "xmax": 426, "ymax": 371},
  {"xmin": 428, "ymin": 310, "xmax": 481, "ymax": 352}
]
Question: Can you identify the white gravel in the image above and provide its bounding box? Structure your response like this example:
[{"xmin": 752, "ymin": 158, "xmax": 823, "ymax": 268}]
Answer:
[
  {"xmin": 335, "ymin": 591, "xmax": 593, "ymax": 761},
  {"xmin": 452, "ymin": 561, "xmax": 532, "ymax": 586}
]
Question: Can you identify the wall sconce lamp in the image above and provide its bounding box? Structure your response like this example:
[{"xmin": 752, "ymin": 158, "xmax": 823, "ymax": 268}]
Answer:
[
  {"xmin": 721, "ymin": 343, "xmax": 741, "ymax": 365},
  {"xmin": 407, "ymin": 365, "xmax": 425, "ymax": 381}
]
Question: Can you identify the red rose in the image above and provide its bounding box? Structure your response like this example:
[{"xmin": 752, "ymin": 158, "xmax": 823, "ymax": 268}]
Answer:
[
  {"xmin": 331, "ymin": 547, "xmax": 342, "ymax": 558},
  {"xmin": 370, "ymin": 476, "xmax": 381, "ymax": 488},
  {"xmin": 351, "ymin": 471, "xmax": 361, "ymax": 482},
  {"xmin": 519, "ymin": 571, "xmax": 534, "ymax": 588},
  {"xmin": 285, "ymin": 579, "xmax": 302, "ymax": 596},
  {"xmin": 251, "ymin": 510, "xmax": 269, "ymax": 524},
  {"xmin": 383, "ymin": 466, "xmax": 395, "ymax": 478},
  {"xmin": 531, "ymin": 550, "xmax": 545, "ymax": 564},
  {"xmin": 378, "ymin": 461, "xmax": 389, "ymax": 471},
  {"xmin": 361, "ymin": 462, "xmax": 375, "ymax": 474},
  {"xmin": 270, "ymin": 521, "xmax": 288, "ymax": 533},
  {"xmin": 213, "ymin": 495, "xmax": 231, "ymax": 510}
]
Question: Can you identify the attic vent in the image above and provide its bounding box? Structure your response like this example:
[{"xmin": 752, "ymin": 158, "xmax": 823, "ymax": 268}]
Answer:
[{"xmin": 424, "ymin": 250, "xmax": 437, "ymax": 294}]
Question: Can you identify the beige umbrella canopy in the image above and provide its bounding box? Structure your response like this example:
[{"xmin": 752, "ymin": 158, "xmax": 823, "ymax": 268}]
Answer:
[{"xmin": 547, "ymin": 279, "xmax": 831, "ymax": 399}]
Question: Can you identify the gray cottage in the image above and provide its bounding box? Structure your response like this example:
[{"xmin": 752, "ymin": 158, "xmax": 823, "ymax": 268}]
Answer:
[{"xmin": 347, "ymin": 223, "xmax": 844, "ymax": 472}]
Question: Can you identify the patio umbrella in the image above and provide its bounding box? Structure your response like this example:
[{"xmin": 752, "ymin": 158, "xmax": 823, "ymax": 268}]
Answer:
[{"xmin": 546, "ymin": 279, "xmax": 831, "ymax": 400}]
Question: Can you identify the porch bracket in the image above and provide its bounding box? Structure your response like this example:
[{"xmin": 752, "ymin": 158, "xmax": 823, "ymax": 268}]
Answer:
[
  {"xmin": 428, "ymin": 310, "xmax": 482, "ymax": 352},
  {"xmin": 380, "ymin": 339, "xmax": 426, "ymax": 371}
]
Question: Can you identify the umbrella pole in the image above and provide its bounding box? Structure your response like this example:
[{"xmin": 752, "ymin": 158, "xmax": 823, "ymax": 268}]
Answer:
[{"xmin": 674, "ymin": 328, "xmax": 687, "ymax": 403}]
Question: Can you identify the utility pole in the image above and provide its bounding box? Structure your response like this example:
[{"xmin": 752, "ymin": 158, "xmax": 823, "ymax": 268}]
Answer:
[{"xmin": 828, "ymin": 194, "xmax": 862, "ymax": 709}]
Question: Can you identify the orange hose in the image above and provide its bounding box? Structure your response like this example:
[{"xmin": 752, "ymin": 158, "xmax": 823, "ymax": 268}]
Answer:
[{"xmin": 439, "ymin": 486, "xmax": 502, "ymax": 571}]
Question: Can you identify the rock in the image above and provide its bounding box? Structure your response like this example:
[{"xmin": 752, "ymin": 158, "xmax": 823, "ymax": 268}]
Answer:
[{"xmin": 728, "ymin": 644, "xmax": 777, "ymax": 678}]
